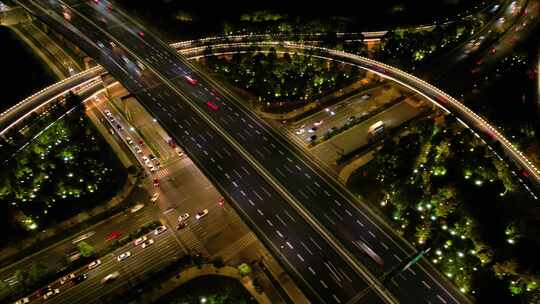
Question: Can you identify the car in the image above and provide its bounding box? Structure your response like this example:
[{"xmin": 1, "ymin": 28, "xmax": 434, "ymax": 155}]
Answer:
[
  {"xmin": 308, "ymin": 127, "xmax": 317, "ymax": 133},
  {"xmin": 130, "ymin": 203, "xmax": 144, "ymax": 213},
  {"xmin": 116, "ymin": 124, "xmax": 122, "ymax": 130},
  {"xmin": 313, "ymin": 120, "xmax": 323, "ymax": 126},
  {"xmin": 67, "ymin": 251, "xmax": 81, "ymax": 262},
  {"xmin": 206, "ymin": 101, "xmax": 219, "ymax": 110},
  {"xmin": 142, "ymin": 156, "xmax": 149, "ymax": 162},
  {"xmin": 145, "ymin": 159, "xmax": 153, "ymax": 167},
  {"xmin": 153, "ymin": 178, "xmax": 160, "ymax": 187},
  {"xmin": 60, "ymin": 272, "xmax": 75, "ymax": 285},
  {"xmin": 178, "ymin": 213, "xmax": 190, "ymax": 222},
  {"xmin": 195, "ymin": 209, "xmax": 209, "ymax": 220},
  {"xmin": 104, "ymin": 109, "xmax": 112, "ymax": 116},
  {"xmin": 88, "ymin": 259, "xmax": 102, "ymax": 270},
  {"xmin": 42, "ymin": 288, "xmax": 60, "ymax": 300},
  {"xmin": 327, "ymin": 127, "xmax": 337, "ymax": 134},
  {"xmin": 355, "ymin": 240, "xmax": 384, "ymax": 267},
  {"xmin": 491, "ymin": 48, "xmax": 496, "ymax": 55},
  {"xmin": 141, "ymin": 239, "xmax": 154, "ymax": 248},
  {"xmin": 14, "ymin": 297, "xmax": 30, "ymax": 304},
  {"xmin": 148, "ymin": 154, "xmax": 156, "ymax": 160},
  {"xmin": 135, "ymin": 146, "xmax": 143, "ymax": 154},
  {"xmin": 295, "ymin": 129, "xmax": 305, "ymax": 135},
  {"xmin": 176, "ymin": 221, "xmax": 187, "ymax": 230},
  {"xmin": 360, "ymin": 94, "xmax": 371, "ymax": 100},
  {"xmin": 97, "ymin": 41, "xmax": 105, "ymax": 48},
  {"xmin": 138, "ymin": 31, "xmax": 145, "ymax": 37},
  {"xmin": 150, "ymin": 166, "xmax": 158, "ymax": 172},
  {"xmin": 184, "ymin": 75, "xmax": 198, "ymax": 86},
  {"xmin": 154, "ymin": 225, "xmax": 167, "ymax": 235},
  {"xmin": 73, "ymin": 273, "xmax": 88, "ymax": 284},
  {"xmin": 138, "ymin": 140, "xmax": 145, "ymax": 146},
  {"xmin": 347, "ymin": 116, "xmax": 356, "ymax": 122},
  {"xmin": 117, "ymin": 251, "xmax": 131, "ymax": 261},
  {"xmin": 126, "ymin": 137, "xmax": 133, "ymax": 145},
  {"xmin": 308, "ymin": 135, "xmax": 317, "ymax": 142},
  {"xmin": 72, "ymin": 231, "xmax": 95, "ymax": 244},
  {"xmin": 150, "ymin": 192, "xmax": 160, "ymax": 202},
  {"xmin": 133, "ymin": 236, "xmax": 147, "ymax": 246},
  {"xmin": 101, "ymin": 271, "xmax": 120, "ymax": 284}
]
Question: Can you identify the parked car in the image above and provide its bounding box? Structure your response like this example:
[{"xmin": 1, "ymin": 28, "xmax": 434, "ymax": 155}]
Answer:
[
  {"xmin": 117, "ymin": 251, "xmax": 131, "ymax": 262},
  {"xmin": 154, "ymin": 225, "xmax": 167, "ymax": 235}
]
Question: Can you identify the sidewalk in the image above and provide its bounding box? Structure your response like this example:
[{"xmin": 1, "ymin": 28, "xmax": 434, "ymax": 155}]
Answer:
[{"xmin": 147, "ymin": 264, "xmax": 272, "ymax": 304}]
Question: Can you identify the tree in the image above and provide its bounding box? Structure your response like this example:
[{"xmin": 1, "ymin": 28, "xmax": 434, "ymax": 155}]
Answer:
[
  {"xmin": 238, "ymin": 263, "xmax": 252, "ymax": 276},
  {"xmin": 28, "ymin": 263, "xmax": 48, "ymax": 284},
  {"xmin": 127, "ymin": 165, "xmax": 138, "ymax": 176},
  {"xmin": 212, "ymin": 256, "xmax": 225, "ymax": 268},
  {"xmin": 493, "ymin": 260, "xmax": 520, "ymax": 278},
  {"xmin": 77, "ymin": 241, "xmax": 95, "ymax": 257}
]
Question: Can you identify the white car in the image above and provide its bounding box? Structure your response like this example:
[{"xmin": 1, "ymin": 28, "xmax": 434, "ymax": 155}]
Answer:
[
  {"xmin": 133, "ymin": 236, "xmax": 147, "ymax": 246},
  {"xmin": 130, "ymin": 203, "xmax": 144, "ymax": 213},
  {"xmin": 150, "ymin": 192, "xmax": 160, "ymax": 202},
  {"xmin": 59, "ymin": 272, "xmax": 75, "ymax": 285},
  {"xmin": 104, "ymin": 109, "xmax": 112, "ymax": 116},
  {"xmin": 72, "ymin": 231, "xmax": 95, "ymax": 244},
  {"xmin": 101, "ymin": 271, "xmax": 120, "ymax": 284},
  {"xmin": 195, "ymin": 209, "xmax": 209, "ymax": 220},
  {"xmin": 178, "ymin": 213, "xmax": 190, "ymax": 222},
  {"xmin": 126, "ymin": 137, "xmax": 133, "ymax": 145},
  {"xmin": 141, "ymin": 239, "xmax": 154, "ymax": 248},
  {"xmin": 14, "ymin": 297, "xmax": 30, "ymax": 304},
  {"xmin": 295, "ymin": 129, "xmax": 305, "ymax": 135},
  {"xmin": 308, "ymin": 127, "xmax": 317, "ymax": 133},
  {"xmin": 117, "ymin": 251, "xmax": 131, "ymax": 261},
  {"xmin": 43, "ymin": 288, "xmax": 60, "ymax": 300},
  {"xmin": 135, "ymin": 146, "xmax": 143, "ymax": 154},
  {"xmin": 144, "ymin": 159, "xmax": 153, "ymax": 167},
  {"xmin": 88, "ymin": 259, "xmax": 101, "ymax": 270},
  {"xmin": 313, "ymin": 120, "xmax": 323, "ymax": 126},
  {"xmin": 154, "ymin": 225, "xmax": 167, "ymax": 235}
]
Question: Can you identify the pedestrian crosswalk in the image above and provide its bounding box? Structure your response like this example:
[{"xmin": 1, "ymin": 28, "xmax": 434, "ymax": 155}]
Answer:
[
  {"xmin": 214, "ymin": 232, "xmax": 258, "ymax": 262},
  {"xmin": 178, "ymin": 228, "xmax": 206, "ymax": 255}
]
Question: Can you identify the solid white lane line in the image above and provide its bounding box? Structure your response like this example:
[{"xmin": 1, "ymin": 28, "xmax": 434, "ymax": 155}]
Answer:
[
  {"xmin": 421, "ymin": 280, "xmax": 432, "ymax": 289},
  {"xmin": 309, "ymin": 238, "xmax": 322, "ymax": 250},
  {"xmin": 380, "ymin": 242, "xmax": 389, "ymax": 250}
]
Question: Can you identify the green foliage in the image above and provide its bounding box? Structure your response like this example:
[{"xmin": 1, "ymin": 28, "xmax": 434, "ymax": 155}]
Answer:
[
  {"xmin": 77, "ymin": 241, "xmax": 95, "ymax": 257},
  {"xmin": 237, "ymin": 263, "xmax": 252, "ymax": 276},
  {"xmin": 205, "ymin": 51, "xmax": 363, "ymax": 112}
]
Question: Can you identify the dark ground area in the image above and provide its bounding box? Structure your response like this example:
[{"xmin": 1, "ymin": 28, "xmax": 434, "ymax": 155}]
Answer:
[{"xmin": 0, "ymin": 26, "xmax": 57, "ymax": 112}]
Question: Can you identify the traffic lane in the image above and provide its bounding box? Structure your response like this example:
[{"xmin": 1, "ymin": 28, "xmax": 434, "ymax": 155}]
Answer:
[
  {"xmin": 83, "ymin": 13, "xmax": 460, "ymax": 302},
  {"xmin": 45, "ymin": 230, "xmax": 179, "ymax": 304},
  {"xmin": 145, "ymin": 86, "xmax": 369, "ymax": 303},
  {"xmin": 0, "ymin": 188, "xmax": 157, "ymax": 286},
  {"xmin": 29, "ymin": 4, "xmax": 388, "ymax": 302},
  {"xmin": 75, "ymin": 6, "xmax": 434, "ymax": 302},
  {"xmin": 151, "ymin": 56, "xmax": 464, "ymax": 304}
]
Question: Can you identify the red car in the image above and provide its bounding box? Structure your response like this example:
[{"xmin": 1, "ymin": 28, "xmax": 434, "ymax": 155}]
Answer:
[
  {"xmin": 206, "ymin": 101, "xmax": 219, "ymax": 111},
  {"xmin": 106, "ymin": 231, "xmax": 121, "ymax": 241},
  {"xmin": 153, "ymin": 178, "xmax": 160, "ymax": 187},
  {"xmin": 184, "ymin": 75, "xmax": 198, "ymax": 86},
  {"xmin": 138, "ymin": 140, "xmax": 145, "ymax": 147}
]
